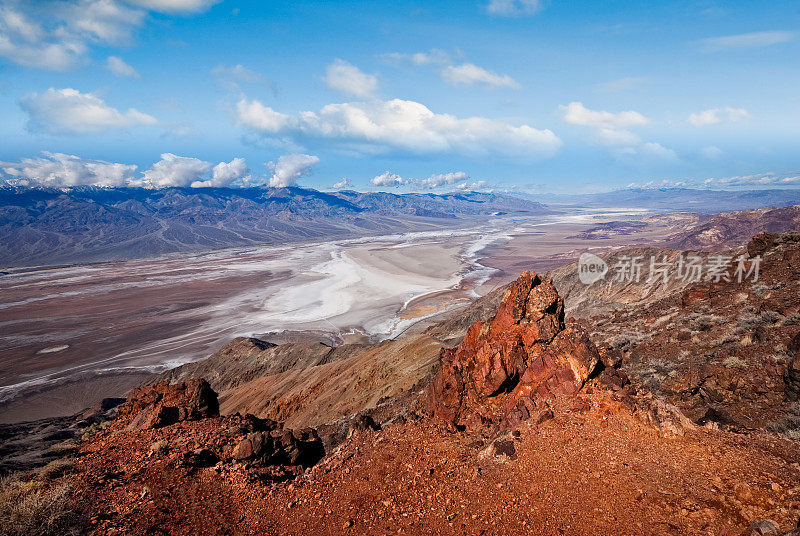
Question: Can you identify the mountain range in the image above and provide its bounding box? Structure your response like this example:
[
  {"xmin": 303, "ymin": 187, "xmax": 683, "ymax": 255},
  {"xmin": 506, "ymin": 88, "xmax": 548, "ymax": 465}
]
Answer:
[{"xmin": 0, "ymin": 186, "xmax": 547, "ymax": 269}]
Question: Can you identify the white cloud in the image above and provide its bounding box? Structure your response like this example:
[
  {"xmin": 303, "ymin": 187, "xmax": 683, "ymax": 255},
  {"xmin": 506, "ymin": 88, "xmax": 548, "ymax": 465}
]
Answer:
[
  {"xmin": 0, "ymin": 0, "xmax": 214, "ymax": 71},
  {"xmin": 417, "ymin": 171, "xmax": 469, "ymax": 189},
  {"xmin": 699, "ymin": 31, "xmax": 796, "ymax": 51},
  {"xmin": 703, "ymin": 172, "xmax": 800, "ymax": 187},
  {"xmin": 370, "ymin": 172, "xmax": 405, "ymax": 187},
  {"xmin": 20, "ymin": 87, "xmax": 158, "ymax": 134},
  {"xmin": 134, "ymin": 153, "xmax": 212, "ymax": 187},
  {"xmin": 332, "ymin": 178, "xmax": 350, "ymax": 189},
  {"xmin": 64, "ymin": 0, "xmax": 146, "ymax": 44},
  {"xmin": 440, "ymin": 63, "xmax": 520, "ymax": 89},
  {"xmin": 0, "ymin": 5, "xmax": 87, "ymax": 70},
  {"xmin": 688, "ymin": 107, "xmax": 749, "ymax": 126},
  {"xmin": 561, "ymin": 102, "xmax": 675, "ymax": 161},
  {"xmin": 486, "ymin": 0, "xmax": 543, "ymax": 16},
  {"xmin": 267, "ymin": 153, "xmax": 319, "ymax": 187},
  {"xmin": 122, "ymin": 0, "xmax": 221, "ymax": 13},
  {"xmin": 106, "ymin": 55, "xmax": 139, "ymax": 77},
  {"xmin": 699, "ymin": 145, "xmax": 723, "ymax": 159},
  {"xmin": 0, "ymin": 152, "xmax": 269, "ymax": 189},
  {"xmin": 457, "ymin": 180, "xmax": 489, "ymax": 190},
  {"xmin": 561, "ymin": 101, "xmax": 648, "ymax": 129},
  {"xmin": 370, "ymin": 171, "xmax": 475, "ymax": 190},
  {"xmin": 236, "ymin": 97, "xmax": 562, "ymax": 158},
  {"xmin": 190, "ymin": 157, "xmax": 250, "ymax": 187},
  {"xmin": 323, "ymin": 59, "xmax": 379, "ymax": 99},
  {"xmin": 0, "ymin": 151, "xmax": 137, "ymax": 187},
  {"xmin": 381, "ymin": 49, "xmax": 450, "ymax": 66}
]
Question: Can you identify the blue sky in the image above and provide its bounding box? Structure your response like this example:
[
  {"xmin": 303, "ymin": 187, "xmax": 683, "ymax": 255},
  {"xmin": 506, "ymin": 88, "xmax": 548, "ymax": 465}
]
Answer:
[{"xmin": 0, "ymin": 0, "xmax": 798, "ymax": 192}]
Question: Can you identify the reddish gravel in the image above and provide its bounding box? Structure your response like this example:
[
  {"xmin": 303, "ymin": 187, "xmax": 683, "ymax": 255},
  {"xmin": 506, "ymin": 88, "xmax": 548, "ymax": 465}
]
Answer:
[{"xmin": 73, "ymin": 392, "xmax": 800, "ymax": 536}]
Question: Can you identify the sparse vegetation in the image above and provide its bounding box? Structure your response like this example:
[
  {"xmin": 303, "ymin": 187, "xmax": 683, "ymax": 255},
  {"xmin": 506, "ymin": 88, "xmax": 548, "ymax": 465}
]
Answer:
[
  {"xmin": 768, "ymin": 405, "xmax": 800, "ymax": 441},
  {"xmin": 752, "ymin": 283, "xmax": 769, "ymax": 299},
  {"xmin": 150, "ymin": 440, "xmax": 170, "ymax": 454},
  {"xmin": 722, "ymin": 356, "xmax": 748, "ymax": 369},
  {"xmin": 0, "ymin": 473, "xmax": 83, "ymax": 536},
  {"xmin": 782, "ymin": 312, "xmax": 800, "ymax": 326},
  {"xmin": 735, "ymin": 314, "xmax": 763, "ymax": 334},
  {"xmin": 38, "ymin": 460, "xmax": 74, "ymax": 481}
]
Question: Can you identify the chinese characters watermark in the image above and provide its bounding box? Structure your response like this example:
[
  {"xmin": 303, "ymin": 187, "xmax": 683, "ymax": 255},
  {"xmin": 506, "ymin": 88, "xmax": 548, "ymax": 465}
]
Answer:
[{"xmin": 578, "ymin": 252, "xmax": 761, "ymax": 286}]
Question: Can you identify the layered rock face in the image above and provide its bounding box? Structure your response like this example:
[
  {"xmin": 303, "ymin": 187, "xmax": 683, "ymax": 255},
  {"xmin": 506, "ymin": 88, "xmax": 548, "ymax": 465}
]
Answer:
[{"xmin": 427, "ymin": 271, "xmax": 600, "ymax": 431}]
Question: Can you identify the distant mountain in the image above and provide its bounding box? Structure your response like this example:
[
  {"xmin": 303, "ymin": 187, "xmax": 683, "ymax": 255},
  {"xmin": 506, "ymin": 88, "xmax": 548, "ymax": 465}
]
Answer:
[
  {"xmin": 521, "ymin": 187, "xmax": 800, "ymax": 213},
  {"xmin": 0, "ymin": 186, "xmax": 549, "ymax": 268},
  {"xmin": 662, "ymin": 204, "xmax": 800, "ymax": 251}
]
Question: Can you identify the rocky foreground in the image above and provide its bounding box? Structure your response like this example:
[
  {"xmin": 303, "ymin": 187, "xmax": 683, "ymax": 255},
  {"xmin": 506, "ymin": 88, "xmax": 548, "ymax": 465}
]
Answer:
[{"xmin": 4, "ymin": 232, "xmax": 800, "ymax": 535}]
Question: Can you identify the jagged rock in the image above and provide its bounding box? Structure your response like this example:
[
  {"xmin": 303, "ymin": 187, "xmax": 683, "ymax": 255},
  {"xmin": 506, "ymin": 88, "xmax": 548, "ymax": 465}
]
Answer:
[
  {"xmin": 120, "ymin": 379, "xmax": 219, "ymax": 430},
  {"xmin": 749, "ymin": 520, "xmax": 781, "ymax": 536},
  {"xmin": 478, "ymin": 430, "xmax": 519, "ymax": 461},
  {"xmin": 182, "ymin": 448, "xmax": 219, "ymax": 468},
  {"xmin": 748, "ymin": 231, "xmax": 800, "ymax": 257},
  {"xmin": 426, "ymin": 271, "xmax": 601, "ymax": 432},
  {"xmin": 785, "ymin": 332, "xmax": 800, "ymax": 399},
  {"xmin": 631, "ymin": 390, "xmax": 695, "ymax": 437},
  {"xmin": 598, "ymin": 346, "xmax": 623, "ymax": 368},
  {"xmin": 231, "ymin": 426, "xmax": 324, "ymax": 469}
]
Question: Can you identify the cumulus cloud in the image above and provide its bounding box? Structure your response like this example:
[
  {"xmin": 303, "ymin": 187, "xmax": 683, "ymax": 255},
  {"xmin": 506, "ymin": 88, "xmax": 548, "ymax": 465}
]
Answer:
[
  {"xmin": 417, "ymin": 171, "xmax": 469, "ymax": 188},
  {"xmin": 560, "ymin": 101, "xmax": 674, "ymax": 161},
  {"xmin": 370, "ymin": 171, "xmax": 476, "ymax": 190},
  {"xmin": 457, "ymin": 180, "xmax": 489, "ymax": 191},
  {"xmin": 20, "ymin": 87, "xmax": 158, "ymax": 134},
  {"xmin": 267, "ymin": 153, "xmax": 319, "ymax": 187},
  {"xmin": 561, "ymin": 101, "xmax": 648, "ymax": 129},
  {"xmin": 106, "ymin": 55, "xmax": 139, "ymax": 77},
  {"xmin": 0, "ymin": 0, "xmax": 214, "ymax": 71},
  {"xmin": 64, "ymin": 0, "xmax": 146, "ymax": 44},
  {"xmin": 699, "ymin": 31, "xmax": 796, "ymax": 52},
  {"xmin": 190, "ymin": 157, "xmax": 250, "ymax": 188},
  {"xmin": 703, "ymin": 172, "xmax": 800, "ymax": 188},
  {"xmin": 0, "ymin": 152, "xmax": 290, "ymax": 189},
  {"xmin": 236, "ymin": 97, "xmax": 562, "ymax": 158},
  {"xmin": 440, "ymin": 63, "xmax": 520, "ymax": 89},
  {"xmin": 370, "ymin": 172, "xmax": 406, "ymax": 187},
  {"xmin": 332, "ymin": 178, "xmax": 350, "ymax": 189},
  {"xmin": 323, "ymin": 59, "xmax": 379, "ymax": 99},
  {"xmin": 0, "ymin": 151, "xmax": 137, "ymax": 187},
  {"xmin": 688, "ymin": 107, "xmax": 749, "ymax": 126},
  {"xmin": 486, "ymin": 0, "xmax": 544, "ymax": 16},
  {"xmin": 131, "ymin": 153, "xmax": 212, "ymax": 188}
]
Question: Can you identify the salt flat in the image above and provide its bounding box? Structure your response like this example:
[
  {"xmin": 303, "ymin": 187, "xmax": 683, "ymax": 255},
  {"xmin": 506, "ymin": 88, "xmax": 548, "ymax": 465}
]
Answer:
[{"xmin": 0, "ymin": 210, "xmax": 670, "ymax": 422}]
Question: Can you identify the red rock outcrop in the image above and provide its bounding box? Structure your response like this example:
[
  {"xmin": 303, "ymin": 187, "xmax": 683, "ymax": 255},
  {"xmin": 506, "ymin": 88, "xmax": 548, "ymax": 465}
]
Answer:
[
  {"xmin": 427, "ymin": 271, "xmax": 600, "ymax": 431},
  {"xmin": 119, "ymin": 379, "xmax": 219, "ymax": 430}
]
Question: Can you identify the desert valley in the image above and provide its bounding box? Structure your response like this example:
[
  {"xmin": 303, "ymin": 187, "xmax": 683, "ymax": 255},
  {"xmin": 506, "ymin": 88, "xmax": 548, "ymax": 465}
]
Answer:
[{"xmin": 2, "ymin": 1, "xmax": 800, "ymax": 535}]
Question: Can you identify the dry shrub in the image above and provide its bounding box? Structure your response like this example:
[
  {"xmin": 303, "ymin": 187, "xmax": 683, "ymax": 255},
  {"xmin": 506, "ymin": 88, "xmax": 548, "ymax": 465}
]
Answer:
[{"xmin": 0, "ymin": 474, "xmax": 83, "ymax": 536}]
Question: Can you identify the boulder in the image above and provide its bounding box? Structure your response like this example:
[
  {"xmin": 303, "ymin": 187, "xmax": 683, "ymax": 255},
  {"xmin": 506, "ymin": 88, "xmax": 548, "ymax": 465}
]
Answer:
[
  {"xmin": 120, "ymin": 379, "xmax": 219, "ymax": 430},
  {"xmin": 230, "ymin": 426, "xmax": 324, "ymax": 469},
  {"xmin": 426, "ymin": 271, "xmax": 601, "ymax": 432}
]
